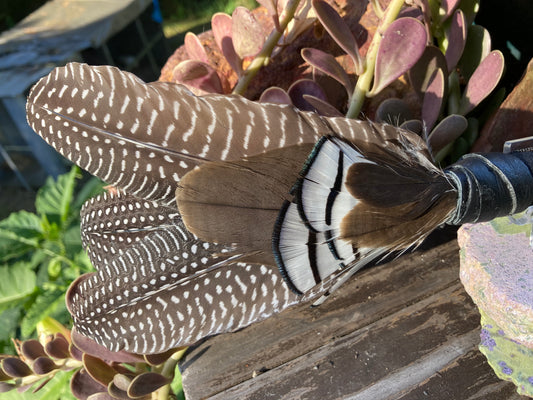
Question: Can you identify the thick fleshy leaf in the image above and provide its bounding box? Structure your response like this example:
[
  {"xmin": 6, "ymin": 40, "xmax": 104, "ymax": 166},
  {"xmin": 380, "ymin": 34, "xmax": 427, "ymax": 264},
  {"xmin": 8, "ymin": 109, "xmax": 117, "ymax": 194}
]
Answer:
[
  {"xmin": 45, "ymin": 335, "xmax": 70, "ymax": 359},
  {"xmin": 372, "ymin": 18, "xmax": 427, "ymax": 95},
  {"xmin": 440, "ymin": 0, "xmax": 461, "ymax": 21},
  {"xmin": 259, "ymin": 87, "xmax": 293, "ymax": 104},
  {"xmin": 398, "ymin": 6, "xmax": 424, "ymax": 20},
  {"xmin": 256, "ymin": 0, "xmax": 278, "ymax": 16},
  {"xmin": 87, "ymin": 393, "xmax": 115, "ymax": 400},
  {"xmin": 184, "ymin": 32, "xmax": 210, "ymax": 64},
  {"xmin": 301, "ymin": 48, "xmax": 353, "ymax": 95},
  {"xmin": 459, "ymin": 50, "xmax": 504, "ymax": 115},
  {"xmin": 232, "ymin": 7, "xmax": 265, "ymax": 58},
  {"xmin": 302, "ymin": 95, "xmax": 344, "ymax": 117},
  {"xmin": 312, "ymin": 0, "xmax": 363, "ymax": 74},
  {"xmin": 212, "ymin": 13, "xmax": 242, "ymax": 76},
  {"xmin": 1, "ymin": 357, "xmax": 32, "ymax": 377},
  {"xmin": 144, "ymin": 348, "xmax": 184, "ymax": 366},
  {"xmin": 457, "ymin": 25, "xmax": 491, "ymax": 81},
  {"xmin": 32, "ymin": 357, "xmax": 58, "ymax": 375},
  {"xmin": 421, "ymin": 68, "xmax": 446, "ymax": 130},
  {"xmin": 72, "ymin": 330, "xmax": 143, "ymax": 364},
  {"xmin": 400, "ymin": 119, "xmax": 424, "ymax": 135},
  {"xmin": 71, "ymin": 369, "xmax": 107, "ymax": 400},
  {"xmin": 113, "ymin": 374, "xmax": 132, "ymax": 391},
  {"xmin": 445, "ymin": 9, "xmax": 466, "ymax": 71},
  {"xmin": 107, "ymin": 382, "xmax": 130, "ymax": 399},
  {"xmin": 458, "ymin": 0, "xmax": 480, "ymax": 25},
  {"xmin": 287, "ymin": 79, "xmax": 328, "ymax": 111},
  {"xmin": 127, "ymin": 372, "xmax": 171, "ymax": 398},
  {"xmin": 428, "ymin": 114, "xmax": 468, "ymax": 153},
  {"xmin": 408, "ymin": 45, "xmax": 448, "ymax": 100},
  {"xmin": 83, "ymin": 354, "xmax": 116, "ymax": 387},
  {"xmin": 375, "ymin": 98, "xmax": 413, "ymax": 125},
  {"xmin": 21, "ymin": 340, "xmax": 47, "ymax": 362},
  {"xmin": 0, "ymin": 382, "xmax": 16, "ymax": 393},
  {"xmin": 171, "ymin": 60, "xmax": 224, "ymax": 95}
]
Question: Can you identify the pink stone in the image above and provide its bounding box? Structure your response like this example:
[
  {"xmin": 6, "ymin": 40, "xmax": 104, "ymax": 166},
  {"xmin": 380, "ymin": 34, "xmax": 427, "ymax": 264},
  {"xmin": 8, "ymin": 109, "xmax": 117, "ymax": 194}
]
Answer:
[{"xmin": 458, "ymin": 220, "xmax": 533, "ymax": 348}]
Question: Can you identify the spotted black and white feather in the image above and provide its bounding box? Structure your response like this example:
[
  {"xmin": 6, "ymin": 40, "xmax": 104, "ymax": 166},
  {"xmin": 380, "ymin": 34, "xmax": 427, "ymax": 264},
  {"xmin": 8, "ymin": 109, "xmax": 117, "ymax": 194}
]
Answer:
[{"xmin": 26, "ymin": 62, "xmax": 533, "ymax": 353}]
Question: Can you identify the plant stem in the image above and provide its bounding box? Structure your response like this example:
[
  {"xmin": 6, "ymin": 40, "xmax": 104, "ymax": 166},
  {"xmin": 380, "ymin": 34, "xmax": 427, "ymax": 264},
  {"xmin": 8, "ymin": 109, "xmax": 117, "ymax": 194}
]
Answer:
[
  {"xmin": 346, "ymin": 0, "xmax": 405, "ymax": 119},
  {"xmin": 157, "ymin": 348, "xmax": 188, "ymax": 400},
  {"xmin": 232, "ymin": 0, "xmax": 301, "ymax": 96}
]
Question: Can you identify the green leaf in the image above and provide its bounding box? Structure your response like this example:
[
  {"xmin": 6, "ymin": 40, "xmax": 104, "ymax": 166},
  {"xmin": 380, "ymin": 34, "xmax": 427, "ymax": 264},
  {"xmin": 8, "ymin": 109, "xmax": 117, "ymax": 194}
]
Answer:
[
  {"xmin": 0, "ymin": 263, "xmax": 37, "ymax": 313},
  {"xmin": 1, "ymin": 369, "xmax": 76, "ymax": 400},
  {"xmin": 20, "ymin": 289, "xmax": 65, "ymax": 338},
  {"xmin": 0, "ymin": 307, "xmax": 22, "ymax": 353},
  {"xmin": 0, "ymin": 211, "xmax": 43, "ymax": 262},
  {"xmin": 35, "ymin": 166, "xmax": 79, "ymax": 225},
  {"xmin": 72, "ymin": 176, "xmax": 104, "ymax": 210}
]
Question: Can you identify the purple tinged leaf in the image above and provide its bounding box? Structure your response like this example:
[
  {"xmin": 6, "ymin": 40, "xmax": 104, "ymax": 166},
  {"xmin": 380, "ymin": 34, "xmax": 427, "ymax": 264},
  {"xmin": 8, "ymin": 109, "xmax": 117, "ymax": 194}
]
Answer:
[
  {"xmin": 256, "ymin": 0, "xmax": 278, "ymax": 16},
  {"xmin": 288, "ymin": 79, "xmax": 328, "ymax": 111},
  {"xmin": 398, "ymin": 6, "xmax": 424, "ymax": 20},
  {"xmin": 127, "ymin": 372, "xmax": 171, "ymax": 398},
  {"xmin": 457, "ymin": 25, "xmax": 491, "ymax": 81},
  {"xmin": 428, "ymin": 114, "xmax": 468, "ymax": 153},
  {"xmin": 21, "ymin": 340, "xmax": 47, "ymax": 362},
  {"xmin": 422, "ymin": 68, "xmax": 445, "ymax": 131},
  {"xmin": 0, "ymin": 382, "xmax": 16, "ymax": 393},
  {"xmin": 184, "ymin": 32, "xmax": 210, "ymax": 64},
  {"xmin": 87, "ymin": 393, "xmax": 115, "ymax": 400},
  {"xmin": 1, "ymin": 357, "xmax": 32, "ymax": 378},
  {"xmin": 372, "ymin": 17, "xmax": 427, "ymax": 95},
  {"xmin": 408, "ymin": 45, "xmax": 448, "ymax": 100},
  {"xmin": 259, "ymin": 87, "xmax": 293, "ymax": 105},
  {"xmin": 71, "ymin": 329, "xmax": 143, "ymax": 364},
  {"xmin": 459, "ymin": 50, "xmax": 504, "ymax": 115},
  {"xmin": 82, "ymin": 354, "xmax": 116, "ymax": 387},
  {"xmin": 301, "ymin": 48, "xmax": 353, "ymax": 95},
  {"xmin": 232, "ymin": 7, "xmax": 266, "ymax": 58},
  {"xmin": 440, "ymin": 0, "xmax": 461, "ymax": 21},
  {"xmin": 69, "ymin": 343, "xmax": 84, "ymax": 362},
  {"xmin": 0, "ymin": 366, "xmax": 11, "ymax": 381},
  {"xmin": 172, "ymin": 60, "xmax": 224, "ymax": 95},
  {"xmin": 45, "ymin": 335, "xmax": 70, "ymax": 359},
  {"xmin": 112, "ymin": 374, "xmax": 132, "ymax": 391},
  {"xmin": 212, "ymin": 13, "xmax": 243, "ymax": 76},
  {"xmin": 70, "ymin": 369, "xmax": 107, "ymax": 400},
  {"xmin": 445, "ymin": 9, "xmax": 466, "ymax": 71},
  {"xmin": 400, "ymin": 119, "xmax": 424, "ymax": 135},
  {"xmin": 302, "ymin": 95, "xmax": 344, "ymax": 117},
  {"xmin": 32, "ymin": 357, "xmax": 58, "ymax": 375},
  {"xmin": 375, "ymin": 98, "xmax": 413, "ymax": 125},
  {"xmin": 144, "ymin": 348, "xmax": 183, "ymax": 366},
  {"xmin": 107, "ymin": 382, "xmax": 130, "ymax": 399},
  {"xmin": 312, "ymin": 0, "xmax": 363, "ymax": 74}
]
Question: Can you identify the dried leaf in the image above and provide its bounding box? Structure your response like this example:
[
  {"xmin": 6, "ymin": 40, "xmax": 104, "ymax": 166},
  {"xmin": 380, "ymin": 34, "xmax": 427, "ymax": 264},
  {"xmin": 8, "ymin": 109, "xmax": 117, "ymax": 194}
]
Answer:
[
  {"xmin": 312, "ymin": 0, "xmax": 363, "ymax": 74},
  {"xmin": 459, "ymin": 50, "xmax": 504, "ymax": 115},
  {"xmin": 428, "ymin": 114, "xmax": 468, "ymax": 153},
  {"xmin": 259, "ymin": 87, "xmax": 293, "ymax": 105},
  {"xmin": 445, "ymin": 9, "xmax": 466, "ymax": 71},
  {"xmin": 232, "ymin": 7, "xmax": 266, "ymax": 58},
  {"xmin": 184, "ymin": 32, "xmax": 210, "ymax": 64},
  {"xmin": 127, "ymin": 372, "xmax": 171, "ymax": 398},
  {"xmin": 301, "ymin": 48, "xmax": 353, "ymax": 95},
  {"xmin": 1, "ymin": 357, "xmax": 32, "ymax": 378},
  {"xmin": 422, "ymin": 68, "xmax": 445, "ymax": 130},
  {"xmin": 212, "ymin": 13, "xmax": 242, "ymax": 76},
  {"xmin": 171, "ymin": 60, "xmax": 224, "ymax": 95},
  {"xmin": 372, "ymin": 17, "xmax": 427, "ymax": 95},
  {"xmin": 288, "ymin": 79, "xmax": 328, "ymax": 111}
]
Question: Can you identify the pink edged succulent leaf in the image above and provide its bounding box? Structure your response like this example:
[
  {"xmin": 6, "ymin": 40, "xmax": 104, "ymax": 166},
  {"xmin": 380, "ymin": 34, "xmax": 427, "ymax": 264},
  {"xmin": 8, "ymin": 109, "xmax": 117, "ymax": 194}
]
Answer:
[
  {"xmin": 428, "ymin": 114, "xmax": 468, "ymax": 154},
  {"xmin": 127, "ymin": 372, "xmax": 172, "ymax": 398},
  {"xmin": 302, "ymin": 94, "xmax": 344, "ymax": 117},
  {"xmin": 459, "ymin": 50, "xmax": 504, "ymax": 116},
  {"xmin": 287, "ymin": 79, "xmax": 328, "ymax": 111},
  {"xmin": 232, "ymin": 6, "xmax": 266, "ymax": 58},
  {"xmin": 259, "ymin": 87, "xmax": 293, "ymax": 105},
  {"xmin": 312, "ymin": 0, "xmax": 363, "ymax": 74},
  {"xmin": 70, "ymin": 369, "xmax": 108, "ymax": 400},
  {"xmin": 31, "ymin": 357, "xmax": 58, "ymax": 375},
  {"xmin": 457, "ymin": 24, "xmax": 491, "ymax": 81},
  {"xmin": 1, "ymin": 357, "xmax": 33, "ymax": 377},
  {"xmin": 82, "ymin": 353, "xmax": 118, "ymax": 387},
  {"xmin": 371, "ymin": 17, "xmax": 427, "ymax": 95},
  {"xmin": 171, "ymin": 60, "xmax": 224, "ymax": 95},
  {"xmin": 301, "ymin": 48, "xmax": 353, "ymax": 96},
  {"xmin": 212, "ymin": 13, "xmax": 243, "ymax": 76},
  {"xmin": 440, "ymin": 0, "xmax": 461, "ymax": 22},
  {"xmin": 422, "ymin": 68, "xmax": 446, "ymax": 131},
  {"xmin": 409, "ymin": 45, "xmax": 448, "ymax": 100},
  {"xmin": 445, "ymin": 9, "xmax": 467, "ymax": 71},
  {"xmin": 184, "ymin": 32, "xmax": 210, "ymax": 65}
]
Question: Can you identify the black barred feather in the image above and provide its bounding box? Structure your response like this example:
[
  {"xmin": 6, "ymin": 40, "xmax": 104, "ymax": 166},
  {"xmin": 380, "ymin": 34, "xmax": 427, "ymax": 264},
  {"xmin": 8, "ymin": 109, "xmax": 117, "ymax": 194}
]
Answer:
[{"xmin": 26, "ymin": 62, "xmax": 533, "ymax": 352}]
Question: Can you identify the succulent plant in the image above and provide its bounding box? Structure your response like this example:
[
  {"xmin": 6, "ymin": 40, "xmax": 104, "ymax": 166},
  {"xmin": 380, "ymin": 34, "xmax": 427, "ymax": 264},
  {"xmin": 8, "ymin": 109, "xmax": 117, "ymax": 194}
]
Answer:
[
  {"xmin": 0, "ymin": 317, "xmax": 184, "ymax": 399},
  {"xmin": 162, "ymin": 0, "xmax": 505, "ymax": 165}
]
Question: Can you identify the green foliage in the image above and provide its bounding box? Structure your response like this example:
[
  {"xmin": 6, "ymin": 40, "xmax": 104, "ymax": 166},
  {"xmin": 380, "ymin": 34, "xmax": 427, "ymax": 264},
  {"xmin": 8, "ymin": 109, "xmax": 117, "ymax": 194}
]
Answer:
[
  {"xmin": 1, "ymin": 369, "xmax": 76, "ymax": 400},
  {"xmin": 0, "ymin": 167, "xmax": 103, "ymax": 352}
]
